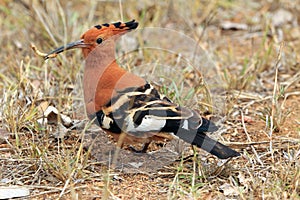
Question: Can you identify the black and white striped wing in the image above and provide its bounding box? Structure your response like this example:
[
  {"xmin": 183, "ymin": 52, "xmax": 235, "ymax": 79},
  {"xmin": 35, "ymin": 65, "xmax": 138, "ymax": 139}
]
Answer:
[{"xmin": 95, "ymin": 83, "xmax": 205, "ymax": 135}]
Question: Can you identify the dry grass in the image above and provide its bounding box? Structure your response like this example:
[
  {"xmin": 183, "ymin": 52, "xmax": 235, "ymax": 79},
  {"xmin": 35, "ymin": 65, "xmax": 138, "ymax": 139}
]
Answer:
[{"xmin": 0, "ymin": 0, "xmax": 299, "ymax": 199}]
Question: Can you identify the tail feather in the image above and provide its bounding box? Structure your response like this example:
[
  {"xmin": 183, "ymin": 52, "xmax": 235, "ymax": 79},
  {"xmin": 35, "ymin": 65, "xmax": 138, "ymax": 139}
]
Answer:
[
  {"xmin": 176, "ymin": 128, "xmax": 240, "ymax": 159},
  {"xmin": 198, "ymin": 117, "xmax": 219, "ymax": 132},
  {"xmin": 192, "ymin": 131, "xmax": 240, "ymax": 159}
]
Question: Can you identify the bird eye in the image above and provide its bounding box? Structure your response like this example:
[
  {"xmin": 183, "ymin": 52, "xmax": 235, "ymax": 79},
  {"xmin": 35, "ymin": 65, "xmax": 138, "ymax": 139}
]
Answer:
[{"xmin": 96, "ymin": 37, "xmax": 103, "ymax": 44}]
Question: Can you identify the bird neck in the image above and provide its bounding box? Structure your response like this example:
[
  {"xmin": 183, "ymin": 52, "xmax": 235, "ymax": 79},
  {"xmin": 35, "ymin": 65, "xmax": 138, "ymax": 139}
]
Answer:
[
  {"xmin": 82, "ymin": 39, "xmax": 118, "ymax": 110},
  {"xmin": 82, "ymin": 39, "xmax": 146, "ymax": 115}
]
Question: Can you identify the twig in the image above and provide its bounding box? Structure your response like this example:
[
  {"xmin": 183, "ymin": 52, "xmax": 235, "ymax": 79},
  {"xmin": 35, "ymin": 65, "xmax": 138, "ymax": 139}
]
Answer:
[
  {"xmin": 283, "ymin": 71, "xmax": 300, "ymax": 91},
  {"xmin": 270, "ymin": 42, "xmax": 284, "ymax": 162},
  {"xmin": 225, "ymin": 139, "xmax": 299, "ymax": 146},
  {"xmin": 240, "ymin": 109, "xmax": 264, "ymax": 166},
  {"xmin": 30, "ymin": 188, "xmax": 62, "ymax": 198},
  {"xmin": 58, "ymin": 172, "xmax": 72, "ymax": 199}
]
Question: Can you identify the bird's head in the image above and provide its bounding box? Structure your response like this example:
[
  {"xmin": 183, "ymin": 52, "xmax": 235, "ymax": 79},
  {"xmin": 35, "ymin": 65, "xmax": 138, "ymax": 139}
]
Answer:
[{"xmin": 45, "ymin": 20, "xmax": 138, "ymax": 59}]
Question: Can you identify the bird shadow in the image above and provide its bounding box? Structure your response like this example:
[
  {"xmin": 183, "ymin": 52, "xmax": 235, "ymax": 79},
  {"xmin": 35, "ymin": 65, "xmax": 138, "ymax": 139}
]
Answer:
[{"xmin": 83, "ymin": 125, "xmax": 189, "ymax": 173}]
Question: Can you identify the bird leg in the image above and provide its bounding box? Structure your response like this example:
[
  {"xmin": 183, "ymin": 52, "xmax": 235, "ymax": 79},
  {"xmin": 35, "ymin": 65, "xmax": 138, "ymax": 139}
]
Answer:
[{"xmin": 111, "ymin": 132, "xmax": 127, "ymax": 169}]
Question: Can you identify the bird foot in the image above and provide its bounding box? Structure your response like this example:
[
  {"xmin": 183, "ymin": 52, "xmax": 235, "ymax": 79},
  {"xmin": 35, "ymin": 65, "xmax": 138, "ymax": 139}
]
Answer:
[{"xmin": 128, "ymin": 143, "xmax": 150, "ymax": 153}]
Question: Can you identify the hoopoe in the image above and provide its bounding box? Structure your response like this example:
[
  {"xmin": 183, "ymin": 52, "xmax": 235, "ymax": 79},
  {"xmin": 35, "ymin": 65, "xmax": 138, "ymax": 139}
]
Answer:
[{"xmin": 42, "ymin": 20, "xmax": 240, "ymax": 159}]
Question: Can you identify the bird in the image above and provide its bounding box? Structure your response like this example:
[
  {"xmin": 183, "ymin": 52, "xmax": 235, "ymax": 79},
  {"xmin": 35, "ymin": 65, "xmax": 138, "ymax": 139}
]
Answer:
[{"xmin": 42, "ymin": 20, "xmax": 240, "ymax": 159}]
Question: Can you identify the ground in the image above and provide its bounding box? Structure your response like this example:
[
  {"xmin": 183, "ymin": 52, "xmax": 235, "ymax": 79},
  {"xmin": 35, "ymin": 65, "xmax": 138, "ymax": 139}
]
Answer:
[{"xmin": 0, "ymin": 0, "xmax": 299, "ymax": 199}]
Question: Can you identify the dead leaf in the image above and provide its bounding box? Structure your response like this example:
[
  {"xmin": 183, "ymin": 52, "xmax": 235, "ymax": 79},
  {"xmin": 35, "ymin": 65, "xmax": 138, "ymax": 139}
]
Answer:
[
  {"xmin": 60, "ymin": 113, "xmax": 73, "ymax": 127},
  {"xmin": 37, "ymin": 101, "xmax": 49, "ymax": 114},
  {"xmin": 219, "ymin": 183, "xmax": 239, "ymax": 196},
  {"xmin": 0, "ymin": 187, "xmax": 30, "ymax": 199},
  {"xmin": 220, "ymin": 21, "xmax": 248, "ymax": 30},
  {"xmin": 271, "ymin": 9, "xmax": 293, "ymax": 27},
  {"xmin": 37, "ymin": 105, "xmax": 73, "ymax": 128}
]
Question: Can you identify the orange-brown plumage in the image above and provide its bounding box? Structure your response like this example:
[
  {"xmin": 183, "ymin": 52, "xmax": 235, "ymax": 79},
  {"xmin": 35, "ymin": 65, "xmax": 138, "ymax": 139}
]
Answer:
[
  {"xmin": 84, "ymin": 61, "xmax": 145, "ymax": 115},
  {"xmin": 44, "ymin": 20, "xmax": 240, "ymax": 159}
]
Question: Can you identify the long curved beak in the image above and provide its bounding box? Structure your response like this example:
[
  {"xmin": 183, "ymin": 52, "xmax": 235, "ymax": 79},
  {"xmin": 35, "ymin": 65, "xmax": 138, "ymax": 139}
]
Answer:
[{"xmin": 45, "ymin": 39, "xmax": 89, "ymax": 60}]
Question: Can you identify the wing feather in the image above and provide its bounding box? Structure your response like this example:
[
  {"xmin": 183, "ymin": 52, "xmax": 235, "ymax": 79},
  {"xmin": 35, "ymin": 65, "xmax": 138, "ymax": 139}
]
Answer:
[{"xmin": 96, "ymin": 83, "xmax": 200, "ymax": 134}]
